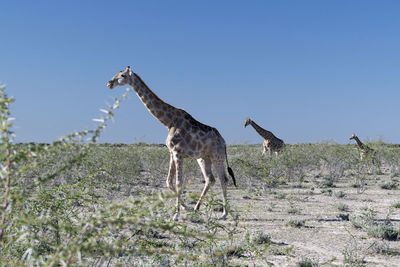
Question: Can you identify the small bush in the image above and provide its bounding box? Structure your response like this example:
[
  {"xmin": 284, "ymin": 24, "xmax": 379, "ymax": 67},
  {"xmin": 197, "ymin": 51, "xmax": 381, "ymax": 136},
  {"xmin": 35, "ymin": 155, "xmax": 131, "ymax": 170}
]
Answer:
[
  {"xmin": 350, "ymin": 207, "xmax": 376, "ymax": 229},
  {"xmin": 286, "ymin": 219, "xmax": 306, "ymax": 228},
  {"xmin": 252, "ymin": 231, "xmax": 271, "ymax": 245},
  {"xmin": 380, "ymin": 181, "xmax": 398, "ymax": 190},
  {"xmin": 367, "ymin": 224, "xmax": 398, "ymax": 241},
  {"xmin": 334, "ymin": 190, "xmax": 346, "ymax": 198},
  {"xmin": 336, "ymin": 203, "xmax": 349, "ymax": 212},
  {"xmin": 296, "ymin": 256, "xmax": 319, "ymax": 267},
  {"xmin": 342, "ymin": 242, "xmax": 366, "ymax": 266},
  {"xmin": 316, "ymin": 177, "xmax": 336, "ymax": 188},
  {"xmin": 287, "ymin": 206, "xmax": 302, "ymax": 214},
  {"xmin": 274, "ymin": 192, "xmax": 286, "ymax": 199},
  {"xmin": 391, "ymin": 202, "xmax": 400, "ymax": 209},
  {"xmin": 369, "ymin": 241, "xmax": 400, "ymax": 256},
  {"xmin": 216, "ymin": 244, "xmax": 246, "ymax": 258}
]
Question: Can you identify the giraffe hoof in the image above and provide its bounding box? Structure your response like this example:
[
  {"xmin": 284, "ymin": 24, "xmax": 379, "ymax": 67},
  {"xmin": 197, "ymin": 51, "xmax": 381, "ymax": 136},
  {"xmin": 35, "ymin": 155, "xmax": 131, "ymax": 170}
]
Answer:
[
  {"xmin": 172, "ymin": 213, "xmax": 179, "ymax": 222},
  {"xmin": 194, "ymin": 203, "xmax": 201, "ymax": 211},
  {"xmin": 219, "ymin": 213, "xmax": 227, "ymax": 220}
]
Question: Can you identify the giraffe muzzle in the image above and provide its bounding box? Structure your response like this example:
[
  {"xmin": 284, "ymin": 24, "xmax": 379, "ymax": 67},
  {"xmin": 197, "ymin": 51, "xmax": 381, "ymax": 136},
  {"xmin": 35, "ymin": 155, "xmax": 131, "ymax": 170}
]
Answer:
[{"xmin": 107, "ymin": 81, "xmax": 115, "ymax": 89}]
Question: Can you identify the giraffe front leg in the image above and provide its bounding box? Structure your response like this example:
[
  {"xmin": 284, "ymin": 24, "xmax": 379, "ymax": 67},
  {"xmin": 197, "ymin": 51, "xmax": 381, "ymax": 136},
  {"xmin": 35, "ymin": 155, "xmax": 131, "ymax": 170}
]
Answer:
[
  {"xmin": 173, "ymin": 155, "xmax": 184, "ymax": 221},
  {"xmin": 167, "ymin": 153, "xmax": 191, "ymax": 211},
  {"xmin": 166, "ymin": 154, "xmax": 176, "ymax": 193}
]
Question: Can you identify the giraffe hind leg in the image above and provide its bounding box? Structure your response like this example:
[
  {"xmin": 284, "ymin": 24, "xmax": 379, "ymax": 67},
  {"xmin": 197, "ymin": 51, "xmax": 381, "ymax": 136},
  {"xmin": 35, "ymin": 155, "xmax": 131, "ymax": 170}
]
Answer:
[
  {"xmin": 194, "ymin": 158, "xmax": 215, "ymax": 211},
  {"xmin": 215, "ymin": 162, "xmax": 229, "ymax": 220}
]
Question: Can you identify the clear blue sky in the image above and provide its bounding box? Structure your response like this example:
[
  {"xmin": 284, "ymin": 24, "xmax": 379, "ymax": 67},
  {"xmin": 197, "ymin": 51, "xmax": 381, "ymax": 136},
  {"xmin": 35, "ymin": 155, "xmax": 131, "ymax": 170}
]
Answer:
[{"xmin": 1, "ymin": 1, "xmax": 400, "ymax": 144}]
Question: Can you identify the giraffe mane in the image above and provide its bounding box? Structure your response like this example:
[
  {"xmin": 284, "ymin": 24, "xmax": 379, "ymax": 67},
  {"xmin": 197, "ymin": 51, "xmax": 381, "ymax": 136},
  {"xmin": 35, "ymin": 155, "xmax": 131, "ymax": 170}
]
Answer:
[{"xmin": 134, "ymin": 73, "xmax": 177, "ymax": 111}]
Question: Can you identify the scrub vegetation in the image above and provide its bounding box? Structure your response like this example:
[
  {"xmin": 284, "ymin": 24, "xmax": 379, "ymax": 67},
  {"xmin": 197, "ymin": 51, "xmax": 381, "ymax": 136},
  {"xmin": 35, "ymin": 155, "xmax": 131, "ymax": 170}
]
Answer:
[{"xmin": 1, "ymin": 85, "xmax": 400, "ymax": 266}]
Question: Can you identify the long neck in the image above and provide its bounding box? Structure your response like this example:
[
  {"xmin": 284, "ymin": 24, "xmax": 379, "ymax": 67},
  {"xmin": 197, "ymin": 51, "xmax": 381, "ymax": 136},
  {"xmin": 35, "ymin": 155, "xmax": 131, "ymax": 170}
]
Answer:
[
  {"xmin": 130, "ymin": 74, "xmax": 178, "ymax": 128},
  {"xmin": 353, "ymin": 136, "xmax": 365, "ymax": 149},
  {"xmin": 250, "ymin": 120, "xmax": 275, "ymax": 140}
]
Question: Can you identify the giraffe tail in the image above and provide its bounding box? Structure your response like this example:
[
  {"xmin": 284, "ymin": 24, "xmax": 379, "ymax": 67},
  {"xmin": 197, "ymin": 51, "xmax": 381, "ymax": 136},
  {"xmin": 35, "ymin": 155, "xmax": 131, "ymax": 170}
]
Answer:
[
  {"xmin": 227, "ymin": 166, "xmax": 237, "ymax": 187},
  {"xmin": 225, "ymin": 146, "xmax": 237, "ymax": 187}
]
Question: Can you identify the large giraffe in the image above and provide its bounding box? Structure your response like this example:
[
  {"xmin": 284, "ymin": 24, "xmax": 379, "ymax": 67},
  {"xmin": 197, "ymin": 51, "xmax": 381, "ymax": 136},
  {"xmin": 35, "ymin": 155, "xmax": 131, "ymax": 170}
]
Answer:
[
  {"xmin": 107, "ymin": 66, "xmax": 236, "ymax": 221},
  {"xmin": 349, "ymin": 133, "xmax": 373, "ymax": 161},
  {"xmin": 244, "ymin": 118, "xmax": 284, "ymax": 156}
]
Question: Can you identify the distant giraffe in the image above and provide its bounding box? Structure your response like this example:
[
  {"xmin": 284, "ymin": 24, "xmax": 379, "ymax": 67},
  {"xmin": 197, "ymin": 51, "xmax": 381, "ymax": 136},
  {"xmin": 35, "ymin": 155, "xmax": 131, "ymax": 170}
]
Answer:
[
  {"xmin": 349, "ymin": 134, "xmax": 374, "ymax": 161},
  {"xmin": 244, "ymin": 118, "xmax": 284, "ymax": 156},
  {"xmin": 107, "ymin": 66, "xmax": 236, "ymax": 221}
]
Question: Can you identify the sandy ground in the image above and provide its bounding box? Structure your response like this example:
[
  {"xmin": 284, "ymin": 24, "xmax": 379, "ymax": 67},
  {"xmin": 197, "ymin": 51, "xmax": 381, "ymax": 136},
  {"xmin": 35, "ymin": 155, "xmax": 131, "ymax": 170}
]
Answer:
[{"xmin": 175, "ymin": 173, "xmax": 400, "ymax": 266}]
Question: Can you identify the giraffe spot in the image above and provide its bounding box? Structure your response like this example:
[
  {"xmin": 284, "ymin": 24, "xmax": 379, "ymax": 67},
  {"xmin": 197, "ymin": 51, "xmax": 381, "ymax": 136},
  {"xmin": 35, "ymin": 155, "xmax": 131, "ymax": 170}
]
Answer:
[
  {"xmin": 185, "ymin": 134, "xmax": 192, "ymax": 143},
  {"xmin": 191, "ymin": 142, "xmax": 197, "ymax": 151},
  {"xmin": 153, "ymin": 101, "xmax": 161, "ymax": 109},
  {"xmin": 175, "ymin": 118, "xmax": 183, "ymax": 126},
  {"xmin": 197, "ymin": 142, "xmax": 203, "ymax": 150}
]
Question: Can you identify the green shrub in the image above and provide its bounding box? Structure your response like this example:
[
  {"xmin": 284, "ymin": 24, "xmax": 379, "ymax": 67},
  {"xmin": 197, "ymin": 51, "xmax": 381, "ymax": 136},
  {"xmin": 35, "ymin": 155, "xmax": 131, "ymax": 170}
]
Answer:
[
  {"xmin": 296, "ymin": 257, "xmax": 319, "ymax": 267},
  {"xmin": 367, "ymin": 224, "xmax": 398, "ymax": 241},
  {"xmin": 391, "ymin": 202, "xmax": 400, "ymax": 209},
  {"xmin": 350, "ymin": 207, "xmax": 376, "ymax": 229},
  {"xmin": 380, "ymin": 181, "xmax": 398, "ymax": 190},
  {"xmin": 252, "ymin": 231, "xmax": 272, "ymax": 245}
]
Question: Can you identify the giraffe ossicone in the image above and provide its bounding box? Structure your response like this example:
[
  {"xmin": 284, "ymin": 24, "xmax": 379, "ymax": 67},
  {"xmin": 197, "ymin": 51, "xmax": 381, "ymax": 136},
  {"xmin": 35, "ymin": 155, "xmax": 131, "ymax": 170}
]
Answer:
[{"xmin": 107, "ymin": 66, "xmax": 236, "ymax": 221}]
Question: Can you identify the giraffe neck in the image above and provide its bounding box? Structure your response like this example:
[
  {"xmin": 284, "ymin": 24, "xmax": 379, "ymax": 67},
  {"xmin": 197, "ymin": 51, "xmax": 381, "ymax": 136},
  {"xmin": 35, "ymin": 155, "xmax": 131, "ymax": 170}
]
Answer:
[
  {"xmin": 250, "ymin": 120, "xmax": 275, "ymax": 140},
  {"xmin": 130, "ymin": 74, "xmax": 178, "ymax": 128},
  {"xmin": 353, "ymin": 136, "xmax": 365, "ymax": 149}
]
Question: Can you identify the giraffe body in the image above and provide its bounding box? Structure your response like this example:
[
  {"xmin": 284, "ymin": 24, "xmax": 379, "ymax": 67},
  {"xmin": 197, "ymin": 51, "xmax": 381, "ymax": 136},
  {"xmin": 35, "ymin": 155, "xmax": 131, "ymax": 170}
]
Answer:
[
  {"xmin": 107, "ymin": 66, "xmax": 236, "ymax": 221},
  {"xmin": 244, "ymin": 118, "xmax": 284, "ymax": 156}
]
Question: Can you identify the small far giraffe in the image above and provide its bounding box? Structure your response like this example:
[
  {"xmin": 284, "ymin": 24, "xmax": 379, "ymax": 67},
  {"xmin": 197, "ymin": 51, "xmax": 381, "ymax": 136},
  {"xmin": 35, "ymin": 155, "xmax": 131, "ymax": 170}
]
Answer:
[
  {"xmin": 349, "ymin": 133, "xmax": 374, "ymax": 161},
  {"xmin": 244, "ymin": 118, "xmax": 284, "ymax": 156},
  {"xmin": 107, "ymin": 66, "xmax": 236, "ymax": 221}
]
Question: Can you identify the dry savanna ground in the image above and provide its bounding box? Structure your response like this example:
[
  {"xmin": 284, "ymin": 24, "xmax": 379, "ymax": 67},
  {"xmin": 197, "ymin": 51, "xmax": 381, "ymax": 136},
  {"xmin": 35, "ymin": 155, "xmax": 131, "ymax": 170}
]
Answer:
[{"xmin": 2, "ymin": 142, "xmax": 400, "ymax": 266}]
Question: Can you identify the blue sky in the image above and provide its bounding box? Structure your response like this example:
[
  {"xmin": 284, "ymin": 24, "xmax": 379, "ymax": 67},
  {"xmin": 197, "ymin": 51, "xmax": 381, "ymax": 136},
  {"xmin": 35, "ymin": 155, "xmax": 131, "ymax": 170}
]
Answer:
[{"xmin": 1, "ymin": 1, "xmax": 400, "ymax": 144}]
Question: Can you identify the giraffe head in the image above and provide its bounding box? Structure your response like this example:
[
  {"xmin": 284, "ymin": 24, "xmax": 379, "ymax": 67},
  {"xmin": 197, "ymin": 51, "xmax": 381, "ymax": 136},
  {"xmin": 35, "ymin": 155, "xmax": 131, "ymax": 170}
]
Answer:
[
  {"xmin": 107, "ymin": 66, "xmax": 134, "ymax": 89},
  {"xmin": 349, "ymin": 133, "xmax": 357, "ymax": 140},
  {"xmin": 244, "ymin": 118, "xmax": 252, "ymax": 128}
]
